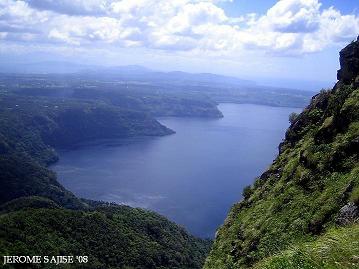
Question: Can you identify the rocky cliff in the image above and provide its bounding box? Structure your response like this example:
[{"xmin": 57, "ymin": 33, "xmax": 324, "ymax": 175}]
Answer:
[
  {"xmin": 205, "ymin": 39, "xmax": 359, "ymax": 269},
  {"xmin": 338, "ymin": 36, "xmax": 359, "ymax": 86}
]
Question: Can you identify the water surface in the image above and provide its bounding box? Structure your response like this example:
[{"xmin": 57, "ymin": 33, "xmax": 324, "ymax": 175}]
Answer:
[{"xmin": 52, "ymin": 104, "xmax": 301, "ymax": 238}]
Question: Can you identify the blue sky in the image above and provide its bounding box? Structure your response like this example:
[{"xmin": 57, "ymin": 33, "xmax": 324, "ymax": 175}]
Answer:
[
  {"xmin": 0, "ymin": 0, "xmax": 359, "ymax": 85},
  {"xmin": 220, "ymin": 0, "xmax": 359, "ymax": 16}
]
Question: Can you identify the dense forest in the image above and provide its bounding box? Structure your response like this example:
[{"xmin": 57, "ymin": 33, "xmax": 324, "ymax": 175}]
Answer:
[
  {"xmin": 205, "ymin": 39, "xmax": 359, "ymax": 269},
  {"xmin": 0, "ymin": 199, "xmax": 211, "ymax": 269}
]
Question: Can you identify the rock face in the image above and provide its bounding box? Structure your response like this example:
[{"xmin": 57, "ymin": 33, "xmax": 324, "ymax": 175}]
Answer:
[
  {"xmin": 336, "ymin": 203, "xmax": 359, "ymax": 226},
  {"xmin": 337, "ymin": 36, "xmax": 359, "ymax": 86}
]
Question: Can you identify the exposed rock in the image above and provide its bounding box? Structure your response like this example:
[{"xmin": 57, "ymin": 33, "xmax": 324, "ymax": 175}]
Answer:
[
  {"xmin": 337, "ymin": 36, "xmax": 359, "ymax": 85},
  {"xmin": 336, "ymin": 202, "xmax": 359, "ymax": 226}
]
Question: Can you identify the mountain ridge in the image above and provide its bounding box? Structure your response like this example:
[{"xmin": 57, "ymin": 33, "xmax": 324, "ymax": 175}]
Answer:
[{"xmin": 0, "ymin": 61, "xmax": 332, "ymax": 92}]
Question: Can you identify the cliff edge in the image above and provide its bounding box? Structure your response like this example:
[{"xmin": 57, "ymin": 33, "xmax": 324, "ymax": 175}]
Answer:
[{"xmin": 205, "ymin": 38, "xmax": 359, "ymax": 269}]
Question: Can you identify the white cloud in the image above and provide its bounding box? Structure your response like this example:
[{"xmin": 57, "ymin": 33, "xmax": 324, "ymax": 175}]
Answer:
[
  {"xmin": 0, "ymin": 0, "xmax": 358, "ymax": 56},
  {"xmin": 265, "ymin": 0, "xmax": 322, "ymax": 33},
  {"xmin": 0, "ymin": 0, "xmax": 49, "ymax": 23},
  {"xmin": 243, "ymin": 0, "xmax": 359, "ymax": 54},
  {"xmin": 48, "ymin": 16, "xmax": 123, "ymax": 45}
]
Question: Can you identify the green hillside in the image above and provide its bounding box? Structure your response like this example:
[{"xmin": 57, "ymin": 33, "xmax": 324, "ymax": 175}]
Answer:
[
  {"xmin": 0, "ymin": 202, "xmax": 211, "ymax": 269},
  {"xmin": 204, "ymin": 39, "xmax": 359, "ymax": 268},
  {"xmin": 0, "ymin": 93, "xmax": 211, "ymax": 268},
  {"xmin": 0, "ymin": 94, "xmax": 172, "ymax": 164}
]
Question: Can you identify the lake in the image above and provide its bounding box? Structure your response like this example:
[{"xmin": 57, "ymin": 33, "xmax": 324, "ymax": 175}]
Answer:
[{"xmin": 52, "ymin": 103, "xmax": 301, "ymax": 238}]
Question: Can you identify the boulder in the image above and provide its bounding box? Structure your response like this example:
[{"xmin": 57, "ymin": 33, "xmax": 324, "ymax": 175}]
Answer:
[{"xmin": 336, "ymin": 202, "xmax": 358, "ymax": 226}]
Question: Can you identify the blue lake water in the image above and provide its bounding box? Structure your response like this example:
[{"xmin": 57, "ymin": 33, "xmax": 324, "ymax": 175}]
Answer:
[{"xmin": 52, "ymin": 103, "xmax": 301, "ymax": 238}]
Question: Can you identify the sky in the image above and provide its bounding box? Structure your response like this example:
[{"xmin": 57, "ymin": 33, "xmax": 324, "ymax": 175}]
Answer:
[{"xmin": 0, "ymin": 0, "xmax": 359, "ymax": 83}]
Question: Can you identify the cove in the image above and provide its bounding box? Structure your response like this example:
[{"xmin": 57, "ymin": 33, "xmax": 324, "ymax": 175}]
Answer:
[{"xmin": 52, "ymin": 103, "xmax": 301, "ymax": 238}]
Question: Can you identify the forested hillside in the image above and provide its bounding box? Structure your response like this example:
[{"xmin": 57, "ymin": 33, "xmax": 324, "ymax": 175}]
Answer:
[
  {"xmin": 0, "ymin": 94, "xmax": 172, "ymax": 164},
  {"xmin": 205, "ymin": 39, "xmax": 359, "ymax": 269},
  {"xmin": 0, "ymin": 201, "xmax": 211, "ymax": 269},
  {"xmin": 0, "ymin": 91, "xmax": 211, "ymax": 268}
]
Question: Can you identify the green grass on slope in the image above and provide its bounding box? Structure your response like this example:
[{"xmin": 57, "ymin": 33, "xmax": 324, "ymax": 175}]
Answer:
[
  {"xmin": 254, "ymin": 224, "xmax": 359, "ymax": 269},
  {"xmin": 204, "ymin": 84, "xmax": 359, "ymax": 269}
]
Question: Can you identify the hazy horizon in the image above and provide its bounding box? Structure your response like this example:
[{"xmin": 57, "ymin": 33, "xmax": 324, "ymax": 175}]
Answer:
[
  {"xmin": 1, "ymin": 0, "xmax": 358, "ymax": 84},
  {"xmin": 0, "ymin": 60, "xmax": 334, "ymax": 91}
]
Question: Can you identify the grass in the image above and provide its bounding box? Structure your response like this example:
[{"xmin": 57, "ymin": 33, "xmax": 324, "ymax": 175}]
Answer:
[
  {"xmin": 204, "ymin": 83, "xmax": 359, "ymax": 269},
  {"xmin": 254, "ymin": 224, "xmax": 359, "ymax": 269}
]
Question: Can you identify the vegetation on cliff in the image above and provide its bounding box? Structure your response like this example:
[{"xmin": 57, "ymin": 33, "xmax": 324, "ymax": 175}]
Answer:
[
  {"xmin": 204, "ymin": 39, "xmax": 359, "ymax": 269},
  {"xmin": 254, "ymin": 224, "xmax": 359, "ymax": 269}
]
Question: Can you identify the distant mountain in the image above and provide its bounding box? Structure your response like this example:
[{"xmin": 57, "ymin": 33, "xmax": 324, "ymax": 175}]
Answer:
[
  {"xmin": 3, "ymin": 61, "xmax": 332, "ymax": 92},
  {"xmin": 90, "ymin": 64, "xmax": 153, "ymax": 74},
  {"xmin": 83, "ymin": 65, "xmax": 256, "ymax": 87},
  {"xmin": 0, "ymin": 61, "xmax": 314, "ymax": 107},
  {"xmin": 0, "ymin": 61, "xmax": 333, "ymax": 92},
  {"xmin": 0, "ymin": 61, "xmax": 255, "ymax": 86}
]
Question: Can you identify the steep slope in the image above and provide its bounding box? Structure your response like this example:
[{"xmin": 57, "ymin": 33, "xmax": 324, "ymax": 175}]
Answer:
[
  {"xmin": 253, "ymin": 224, "xmax": 359, "ymax": 269},
  {"xmin": 205, "ymin": 39, "xmax": 359, "ymax": 268},
  {"xmin": 0, "ymin": 154, "xmax": 85, "ymax": 209}
]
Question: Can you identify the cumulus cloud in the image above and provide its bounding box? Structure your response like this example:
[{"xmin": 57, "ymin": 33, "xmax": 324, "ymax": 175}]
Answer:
[
  {"xmin": 0, "ymin": 0, "xmax": 358, "ymax": 56},
  {"xmin": 48, "ymin": 16, "xmax": 124, "ymax": 45},
  {"xmin": 265, "ymin": 0, "xmax": 322, "ymax": 33},
  {"xmin": 244, "ymin": 0, "xmax": 359, "ymax": 54}
]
